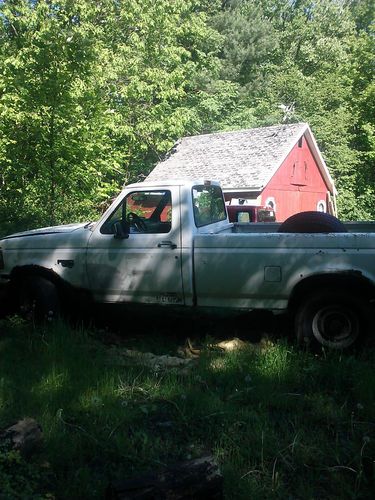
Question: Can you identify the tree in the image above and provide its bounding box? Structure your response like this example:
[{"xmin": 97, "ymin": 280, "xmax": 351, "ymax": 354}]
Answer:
[
  {"xmin": 347, "ymin": 18, "xmax": 375, "ymax": 218},
  {"xmin": 247, "ymin": 0, "xmax": 369, "ymax": 219},
  {"xmin": 98, "ymin": 0, "xmax": 223, "ymax": 180},
  {"xmin": 195, "ymin": 0, "xmax": 277, "ymax": 131},
  {"xmin": 0, "ymin": 0, "xmax": 373, "ymax": 231},
  {"xmin": 0, "ymin": 0, "xmax": 118, "ymax": 232},
  {"xmin": 0, "ymin": 0, "xmax": 222, "ymax": 234}
]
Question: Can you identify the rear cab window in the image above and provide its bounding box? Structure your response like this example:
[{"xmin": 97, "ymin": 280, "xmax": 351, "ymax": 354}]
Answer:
[{"xmin": 192, "ymin": 184, "xmax": 226, "ymax": 228}]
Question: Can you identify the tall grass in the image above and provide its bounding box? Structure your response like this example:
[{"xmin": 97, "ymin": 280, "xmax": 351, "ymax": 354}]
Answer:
[{"xmin": 0, "ymin": 317, "xmax": 374, "ymax": 498}]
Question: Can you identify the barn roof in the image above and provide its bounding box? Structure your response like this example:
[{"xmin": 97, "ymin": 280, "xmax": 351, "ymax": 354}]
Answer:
[{"xmin": 146, "ymin": 122, "xmax": 336, "ymax": 194}]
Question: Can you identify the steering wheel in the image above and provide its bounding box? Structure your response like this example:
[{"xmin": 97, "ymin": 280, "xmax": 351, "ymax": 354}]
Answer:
[{"xmin": 127, "ymin": 212, "xmax": 147, "ymax": 232}]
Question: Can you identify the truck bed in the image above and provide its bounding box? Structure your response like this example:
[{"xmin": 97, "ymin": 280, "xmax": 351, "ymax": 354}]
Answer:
[{"xmin": 232, "ymin": 221, "xmax": 375, "ymax": 233}]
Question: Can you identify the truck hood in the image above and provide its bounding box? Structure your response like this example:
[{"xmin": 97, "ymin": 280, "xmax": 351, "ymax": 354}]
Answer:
[{"xmin": 2, "ymin": 222, "xmax": 90, "ymax": 240}]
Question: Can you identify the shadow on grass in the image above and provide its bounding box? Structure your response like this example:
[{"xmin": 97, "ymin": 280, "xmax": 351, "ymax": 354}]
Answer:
[
  {"xmin": 0, "ymin": 316, "xmax": 374, "ymax": 499},
  {"xmin": 86, "ymin": 305, "xmax": 288, "ymax": 351}
]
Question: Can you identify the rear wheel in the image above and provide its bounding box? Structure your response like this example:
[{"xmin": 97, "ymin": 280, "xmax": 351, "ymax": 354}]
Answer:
[
  {"xmin": 295, "ymin": 290, "xmax": 366, "ymax": 351},
  {"xmin": 18, "ymin": 275, "xmax": 60, "ymax": 323}
]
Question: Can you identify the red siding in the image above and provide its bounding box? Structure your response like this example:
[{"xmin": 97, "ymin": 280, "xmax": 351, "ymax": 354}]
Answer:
[{"xmin": 260, "ymin": 135, "xmax": 330, "ymax": 221}]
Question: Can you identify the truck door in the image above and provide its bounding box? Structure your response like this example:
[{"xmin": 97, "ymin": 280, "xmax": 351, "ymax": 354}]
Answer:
[{"xmin": 86, "ymin": 187, "xmax": 184, "ymax": 305}]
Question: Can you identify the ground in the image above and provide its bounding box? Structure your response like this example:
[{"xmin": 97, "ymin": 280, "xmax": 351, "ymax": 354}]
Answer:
[{"xmin": 0, "ymin": 309, "xmax": 374, "ymax": 499}]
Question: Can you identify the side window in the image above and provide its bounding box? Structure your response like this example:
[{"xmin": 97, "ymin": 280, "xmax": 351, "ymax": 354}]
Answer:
[
  {"xmin": 317, "ymin": 200, "xmax": 326, "ymax": 212},
  {"xmin": 101, "ymin": 190, "xmax": 172, "ymax": 234},
  {"xmin": 192, "ymin": 184, "xmax": 226, "ymax": 227},
  {"xmin": 100, "ymin": 202, "xmax": 124, "ymax": 234}
]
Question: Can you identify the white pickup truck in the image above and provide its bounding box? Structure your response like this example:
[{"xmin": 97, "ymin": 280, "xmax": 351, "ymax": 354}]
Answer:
[{"xmin": 1, "ymin": 179, "xmax": 374, "ymax": 351}]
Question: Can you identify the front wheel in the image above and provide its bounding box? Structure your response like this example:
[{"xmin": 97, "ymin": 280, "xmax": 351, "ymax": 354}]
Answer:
[
  {"xmin": 18, "ymin": 275, "xmax": 60, "ymax": 323},
  {"xmin": 295, "ymin": 291, "xmax": 367, "ymax": 351}
]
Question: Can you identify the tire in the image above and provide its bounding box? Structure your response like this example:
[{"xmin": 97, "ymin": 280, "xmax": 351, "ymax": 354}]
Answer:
[
  {"xmin": 278, "ymin": 211, "xmax": 347, "ymax": 233},
  {"xmin": 0, "ymin": 286, "xmax": 15, "ymax": 319},
  {"xmin": 18, "ymin": 275, "xmax": 60, "ymax": 323},
  {"xmin": 295, "ymin": 290, "xmax": 366, "ymax": 351}
]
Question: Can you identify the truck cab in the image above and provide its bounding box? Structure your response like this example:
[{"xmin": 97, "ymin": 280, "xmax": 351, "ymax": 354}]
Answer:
[
  {"xmin": 86, "ymin": 179, "xmax": 229, "ymax": 306},
  {"xmin": 0, "ymin": 180, "xmax": 229, "ymax": 310}
]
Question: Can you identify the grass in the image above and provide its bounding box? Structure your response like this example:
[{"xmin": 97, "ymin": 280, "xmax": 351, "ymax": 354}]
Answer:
[{"xmin": 0, "ymin": 314, "xmax": 375, "ymax": 499}]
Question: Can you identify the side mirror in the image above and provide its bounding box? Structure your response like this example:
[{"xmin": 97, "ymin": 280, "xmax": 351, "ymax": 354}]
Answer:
[{"xmin": 113, "ymin": 221, "xmax": 129, "ymax": 239}]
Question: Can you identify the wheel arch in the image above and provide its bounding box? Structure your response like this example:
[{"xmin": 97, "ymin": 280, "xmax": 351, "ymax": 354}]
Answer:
[
  {"xmin": 288, "ymin": 272, "xmax": 375, "ymax": 313},
  {"xmin": 9, "ymin": 264, "xmax": 92, "ymax": 308},
  {"xmin": 10, "ymin": 265, "xmax": 64, "ymax": 290}
]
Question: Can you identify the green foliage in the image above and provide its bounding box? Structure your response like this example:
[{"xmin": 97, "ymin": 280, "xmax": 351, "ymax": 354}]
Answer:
[
  {"xmin": 347, "ymin": 24, "xmax": 375, "ymax": 219},
  {"xmin": 0, "ymin": 444, "xmax": 49, "ymax": 499},
  {"xmin": 0, "ymin": 0, "xmax": 115, "ymax": 232},
  {"xmin": 0, "ymin": 0, "xmax": 222, "ymax": 235},
  {"xmin": 0, "ymin": 0, "xmax": 374, "ymax": 233},
  {"xmin": 247, "ymin": 0, "xmax": 369, "ymax": 219},
  {"xmin": 98, "ymin": 0, "xmax": 222, "ymax": 178},
  {"xmin": 349, "ymin": 0, "xmax": 375, "ymax": 32},
  {"xmin": 211, "ymin": 0, "xmax": 277, "ymax": 86}
]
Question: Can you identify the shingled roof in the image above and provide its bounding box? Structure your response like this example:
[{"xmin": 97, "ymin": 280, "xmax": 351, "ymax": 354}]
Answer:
[{"xmin": 146, "ymin": 122, "xmax": 336, "ymax": 194}]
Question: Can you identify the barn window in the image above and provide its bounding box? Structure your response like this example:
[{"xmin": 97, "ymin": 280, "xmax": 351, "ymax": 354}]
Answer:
[
  {"xmin": 317, "ymin": 200, "xmax": 326, "ymax": 212},
  {"xmin": 265, "ymin": 197, "xmax": 276, "ymax": 212},
  {"xmin": 291, "ymin": 160, "xmax": 308, "ymax": 186},
  {"xmin": 298, "ymin": 137, "xmax": 303, "ymax": 148}
]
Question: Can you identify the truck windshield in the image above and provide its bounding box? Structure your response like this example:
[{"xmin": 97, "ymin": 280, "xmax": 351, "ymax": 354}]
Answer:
[{"xmin": 192, "ymin": 184, "xmax": 227, "ymax": 227}]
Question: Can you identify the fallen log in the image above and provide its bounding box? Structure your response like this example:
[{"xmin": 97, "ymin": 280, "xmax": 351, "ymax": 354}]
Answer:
[
  {"xmin": 106, "ymin": 455, "xmax": 223, "ymax": 499},
  {"xmin": 0, "ymin": 417, "xmax": 43, "ymax": 457},
  {"xmin": 107, "ymin": 346, "xmax": 196, "ymax": 373}
]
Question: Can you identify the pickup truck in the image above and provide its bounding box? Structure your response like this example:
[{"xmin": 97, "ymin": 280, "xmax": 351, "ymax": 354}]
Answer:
[{"xmin": 0, "ymin": 179, "xmax": 374, "ymax": 351}]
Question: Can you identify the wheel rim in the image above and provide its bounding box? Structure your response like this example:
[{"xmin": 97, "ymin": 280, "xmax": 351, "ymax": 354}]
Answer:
[{"xmin": 312, "ymin": 304, "xmax": 360, "ymax": 349}]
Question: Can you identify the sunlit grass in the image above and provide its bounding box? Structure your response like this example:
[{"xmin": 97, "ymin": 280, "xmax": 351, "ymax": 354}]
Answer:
[{"xmin": 0, "ymin": 317, "xmax": 374, "ymax": 498}]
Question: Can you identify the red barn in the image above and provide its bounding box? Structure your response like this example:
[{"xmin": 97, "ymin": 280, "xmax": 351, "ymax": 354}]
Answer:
[{"xmin": 146, "ymin": 123, "xmax": 337, "ymax": 221}]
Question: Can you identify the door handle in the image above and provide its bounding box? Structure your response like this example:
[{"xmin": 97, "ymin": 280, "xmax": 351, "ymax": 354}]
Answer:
[{"xmin": 157, "ymin": 241, "xmax": 177, "ymax": 249}]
